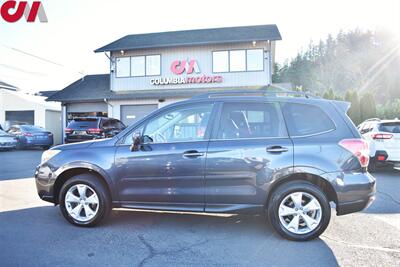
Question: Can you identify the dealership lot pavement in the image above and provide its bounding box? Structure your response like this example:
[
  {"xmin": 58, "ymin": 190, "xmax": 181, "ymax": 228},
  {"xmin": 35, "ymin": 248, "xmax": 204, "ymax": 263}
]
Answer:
[{"xmin": 0, "ymin": 150, "xmax": 399, "ymax": 267}]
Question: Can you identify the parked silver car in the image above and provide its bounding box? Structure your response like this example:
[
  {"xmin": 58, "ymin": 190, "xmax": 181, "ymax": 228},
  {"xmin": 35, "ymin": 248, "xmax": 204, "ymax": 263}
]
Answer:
[{"xmin": 0, "ymin": 129, "xmax": 17, "ymax": 151}]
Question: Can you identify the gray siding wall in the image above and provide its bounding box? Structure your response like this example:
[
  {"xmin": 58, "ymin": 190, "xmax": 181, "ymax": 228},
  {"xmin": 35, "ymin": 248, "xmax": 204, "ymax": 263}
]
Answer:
[{"xmin": 110, "ymin": 42, "xmax": 271, "ymax": 92}]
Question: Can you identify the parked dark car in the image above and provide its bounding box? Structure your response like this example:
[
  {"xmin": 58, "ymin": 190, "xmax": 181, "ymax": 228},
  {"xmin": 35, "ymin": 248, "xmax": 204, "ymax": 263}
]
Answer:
[
  {"xmin": 65, "ymin": 117, "xmax": 126, "ymax": 143},
  {"xmin": 8, "ymin": 125, "xmax": 53, "ymax": 150},
  {"xmin": 0, "ymin": 129, "xmax": 17, "ymax": 151},
  {"xmin": 35, "ymin": 91, "xmax": 376, "ymax": 241}
]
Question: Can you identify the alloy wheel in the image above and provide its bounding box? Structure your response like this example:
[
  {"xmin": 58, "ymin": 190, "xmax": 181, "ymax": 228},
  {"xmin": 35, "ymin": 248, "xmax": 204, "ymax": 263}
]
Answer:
[
  {"xmin": 65, "ymin": 184, "xmax": 99, "ymax": 222},
  {"xmin": 278, "ymin": 191, "xmax": 322, "ymax": 234}
]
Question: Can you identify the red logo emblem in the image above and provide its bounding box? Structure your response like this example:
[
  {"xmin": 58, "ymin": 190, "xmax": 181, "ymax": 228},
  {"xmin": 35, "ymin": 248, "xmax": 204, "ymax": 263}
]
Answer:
[
  {"xmin": 1, "ymin": 1, "xmax": 47, "ymax": 23},
  {"xmin": 171, "ymin": 59, "xmax": 200, "ymax": 75}
]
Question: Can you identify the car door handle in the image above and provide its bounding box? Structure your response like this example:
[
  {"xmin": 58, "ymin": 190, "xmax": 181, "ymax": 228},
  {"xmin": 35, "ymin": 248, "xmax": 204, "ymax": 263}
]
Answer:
[
  {"xmin": 266, "ymin": 146, "xmax": 289, "ymax": 153},
  {"xmin": 183, "ymin": 150, "xmax": 204, "ymax": 158}
]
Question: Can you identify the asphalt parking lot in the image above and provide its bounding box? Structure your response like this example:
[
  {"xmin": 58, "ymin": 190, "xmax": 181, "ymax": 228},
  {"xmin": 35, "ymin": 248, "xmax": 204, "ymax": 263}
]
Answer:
[{"xmin": 0, "ymin": 150, "xmax": 399, "ymax": 267}]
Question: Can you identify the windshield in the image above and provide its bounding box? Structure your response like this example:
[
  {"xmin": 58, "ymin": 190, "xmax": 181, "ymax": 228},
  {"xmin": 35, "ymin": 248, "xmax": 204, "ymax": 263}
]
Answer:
[
  {"xmin": 67, "ymin": 119, "xmax": 98, "ymax": 129},
  {"xmin": 20, "ymin": 125, "xmax": 44, "ymax": 132},
  {"xmin": 379, "ymin": 122, "xmax": 400, "ymax": 133}
]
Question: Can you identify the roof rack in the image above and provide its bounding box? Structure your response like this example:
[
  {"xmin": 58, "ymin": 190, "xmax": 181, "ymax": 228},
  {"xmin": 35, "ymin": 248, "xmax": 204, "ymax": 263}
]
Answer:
[
  {"xmin": 192, "ymin": 90, "xmax": 319, "ymax": 99},
  {"xmin": 364, "ymin": 118, "xmax": 381, "ymax": 122}
]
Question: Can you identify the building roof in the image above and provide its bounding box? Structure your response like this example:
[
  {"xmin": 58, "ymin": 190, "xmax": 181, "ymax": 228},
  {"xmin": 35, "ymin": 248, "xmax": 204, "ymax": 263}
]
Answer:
[
  {"xmin": 0, "ymin": 80, "xmax": 18, "ymax": 91},
  {"xmin": 95, "ymin": 24, "xmax": 281, "ymax": 53},
  {"xmin": 47, "ymin": 74, "xmax": 110, "ymax": 102},
  {"xmin": 35, "ymin": 90, "xmax": 60, "ymax": 98},
  {"xmin": 47, "ymin": 74, "xmax": 283, "ymax": 103}
]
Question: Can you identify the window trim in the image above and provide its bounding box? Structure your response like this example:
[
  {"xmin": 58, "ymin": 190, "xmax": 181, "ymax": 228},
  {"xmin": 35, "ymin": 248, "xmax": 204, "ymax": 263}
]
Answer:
[
  {"xmin": 115, "ymin": 56, "xmax": 131, "ymax": 78},
  {"xmin": 118, "ymin": 102, "xmax": 217, "ymax": 146},
  {"xmin": 145, "ymin": 54, "xmax": 162, "ymax": 76},
  {"xmin": 130, "ymin": 55, "xmax": 146, "ymax": 77},
  {"xmin": 212, "ymin": 48, "xmax": 265, "ymax": 73},
  {"xmin": 115, "ymin": 54, "xmax": 161, "ymax": 78},
  {"xmin": 212, "ymin": 51, "xmax": 230, "ymax": 73},
  {"xmin": 280, "ymin": 102, "xmax": 337, "ymax": 138},
  {"xmin": 211, "ymin": 100, "xmax": 289, "ymax": 141}
]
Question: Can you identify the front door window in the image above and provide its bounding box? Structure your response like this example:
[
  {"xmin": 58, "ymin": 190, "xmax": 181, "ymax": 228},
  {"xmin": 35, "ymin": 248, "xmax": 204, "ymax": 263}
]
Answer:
[{"xmin": 142, "ymin": 104, "xmax": 213, "ymax": 143}]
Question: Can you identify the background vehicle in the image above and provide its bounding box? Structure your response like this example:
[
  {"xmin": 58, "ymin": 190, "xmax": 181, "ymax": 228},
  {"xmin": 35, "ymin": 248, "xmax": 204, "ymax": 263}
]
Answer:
[
  {"xmin": 35, "ymin": 91, "xmax": 375, "ymax": 241},
  {"xmin": 0, "ymin": 129, "xmax": 17, "ymax": 151},
  {"xmin": 65, "ymin": 117, "xmax": 126, "ymax": 143},
  {"xmin": 358, "ymin": 118, "xmax": 400, "ymax": 171},
  {"xmin": 8, "ymin": 125, "xmax": 53, "ymax": 150}
]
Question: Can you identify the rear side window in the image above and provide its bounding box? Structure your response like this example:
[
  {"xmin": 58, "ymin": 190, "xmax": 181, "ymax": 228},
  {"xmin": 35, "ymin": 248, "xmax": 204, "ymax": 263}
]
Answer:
[
  {"xmin": 379, "ymin": 122, "xmax": 400, "ymax": 133},
  {"xmin": 282, "ymin": 103, "xmax": 335, "ymax": 136},
  {"xmin": 216, "ymin": 102, "xmax": 287, "ymax": 139},
  {"xmin": 67, "ymin": 119, "xmax": 98, "ymax": 129}
]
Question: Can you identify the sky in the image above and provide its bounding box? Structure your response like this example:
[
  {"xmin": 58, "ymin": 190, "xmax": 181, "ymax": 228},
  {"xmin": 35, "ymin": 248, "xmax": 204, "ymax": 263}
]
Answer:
[{"xmin": 0, "ymin": 0, "xmax": 399, "ymax": 93}]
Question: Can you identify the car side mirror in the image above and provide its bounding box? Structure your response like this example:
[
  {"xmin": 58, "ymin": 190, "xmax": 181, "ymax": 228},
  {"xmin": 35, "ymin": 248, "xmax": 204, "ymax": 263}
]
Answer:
[{"xmin": 130, "ymin": 133, "xmax": 142, "ymax": 152}]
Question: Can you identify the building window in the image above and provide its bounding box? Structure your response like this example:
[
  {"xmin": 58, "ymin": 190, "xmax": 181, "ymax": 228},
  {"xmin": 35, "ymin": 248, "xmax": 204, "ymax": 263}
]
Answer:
[
  {"xmin": 146, "ymin": 55, "xmax": 161, "ymax": 76},
  {"xmin": 131, "ymin": 56, "xmax": 145, "ymax": 76},
  {"xmin": 213, "ymin": 51, "xmax": 229, "ymax": 73},
  {"xmin": 246, "ymin": 49, "xmax": 264, "ymax": 71},
  {"xmin": 229, "ymin": 50, "xmax": 246, "ymax": 72},
  {"xmin": 213, "ymin": 49, "xmax": 264, "ymax": 73},
  {"xmin": 116, "ymin": 54, "xmax": 161, "ymax": 78},
  {"xmin": 116, "ymin": 57, "xmax": 130, "ymax": 77}
]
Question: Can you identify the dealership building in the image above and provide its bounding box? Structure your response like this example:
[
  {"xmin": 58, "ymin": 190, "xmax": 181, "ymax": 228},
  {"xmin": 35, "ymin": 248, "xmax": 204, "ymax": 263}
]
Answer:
[{"xmin": 47, "ymin": 24, "xmax": 282, "ymax": 141}]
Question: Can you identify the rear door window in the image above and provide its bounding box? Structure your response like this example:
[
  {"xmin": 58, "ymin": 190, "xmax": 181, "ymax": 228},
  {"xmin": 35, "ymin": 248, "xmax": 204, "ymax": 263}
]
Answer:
[
  {"xmin": 216, "ymin": 102, "xmax": 287, "ymax": 139},
  {"xmin": 282, "ymin": 103, "xmax": 335, "ymax": 136},
  {"xmin": 379, "ymin": 122, "xmax": 400, "ymax": 133}
]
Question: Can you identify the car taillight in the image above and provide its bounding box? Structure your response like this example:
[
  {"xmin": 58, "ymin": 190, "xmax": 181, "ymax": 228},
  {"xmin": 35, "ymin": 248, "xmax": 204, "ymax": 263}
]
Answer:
[
  {"xmin": 23, "ymin": 132, "xmax": 33, "ymax": 137},
  {"xmin": 372, "ymin": 133, "xmax": 393, "ymax": 140},
  {"xmin": 87, "ymin": 128, "xmax": 102, "ymax": 134},
  {"xmin": 339, "ymin": 139, "xmax": 370, "ymax": 168},
  {"xmin": 65, "ymin": 128, "xmax": 73, "ymax": 134}
]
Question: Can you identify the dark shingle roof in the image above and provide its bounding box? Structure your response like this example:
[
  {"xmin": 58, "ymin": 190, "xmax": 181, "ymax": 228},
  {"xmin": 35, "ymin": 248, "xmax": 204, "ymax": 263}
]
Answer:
[
  {"xmin": 46, "ymin": 74, "xmax": 282, "ymax": 103},
  {"xmin": 36, "ymin": 90, "xmax": 60, "ymax": 98},
  {"xmin": 0, "ymin": 81, "xmax": 18, "ymax": 91},
  {"xmin": 95, "ymin": 24, "xmax": 281, "ymax": 53},
  {"xmin": 46, "ymin": 74, "xmax": 110, "ymax": 102}
]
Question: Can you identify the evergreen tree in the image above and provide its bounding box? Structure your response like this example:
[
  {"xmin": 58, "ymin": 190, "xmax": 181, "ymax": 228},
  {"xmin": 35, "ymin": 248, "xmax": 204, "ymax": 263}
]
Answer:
[
  {"xmin": 345, "ymin": 90, "xmax": 361, "ymax": 124},
  {"xmin": 360, "ymin": 93, "xmax": 377, "ymax": 120}
]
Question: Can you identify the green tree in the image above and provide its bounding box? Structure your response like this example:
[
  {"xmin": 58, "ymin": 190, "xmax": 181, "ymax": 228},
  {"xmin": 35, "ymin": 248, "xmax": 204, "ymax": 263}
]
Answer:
[
  {"xmin": 345, "ymin": 90, "xmax": 361, "ymax": 124},
  {"xmin": 360, "ymin": 93, "xmax": 377, "ymax": 121}
]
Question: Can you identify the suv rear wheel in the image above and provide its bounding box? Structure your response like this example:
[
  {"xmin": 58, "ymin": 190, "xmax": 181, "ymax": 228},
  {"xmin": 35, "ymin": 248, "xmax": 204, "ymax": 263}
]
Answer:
[
  {"xmin": 59, "ymin": 174, "xmax": 111, "ymax": 227},
  {"xmin": 268, "ymin": 180, "xmax": 331, "ymax": 241}
]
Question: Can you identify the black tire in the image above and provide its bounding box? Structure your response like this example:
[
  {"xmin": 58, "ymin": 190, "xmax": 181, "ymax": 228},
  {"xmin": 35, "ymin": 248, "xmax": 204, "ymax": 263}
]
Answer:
[
  {"xmin": 59, "ymin": 174, "xmax": 111, "ymax": 227},
  {"xmin": 267, "ymin": 180, "xmax": 331, "ymax": 241},
  {"xmin": 16, "ymin": 142, "xmax": 24, "ymax": 150},
  {"xmin": 368, "ymin": 157, "xmax": 376, "ymax": 172}
]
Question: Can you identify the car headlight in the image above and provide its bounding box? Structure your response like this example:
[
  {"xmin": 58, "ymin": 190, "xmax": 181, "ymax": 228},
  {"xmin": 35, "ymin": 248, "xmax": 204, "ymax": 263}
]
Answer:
[{"xmin": 41, "ymin": 150, "xmax": 61, "ymax": 164}]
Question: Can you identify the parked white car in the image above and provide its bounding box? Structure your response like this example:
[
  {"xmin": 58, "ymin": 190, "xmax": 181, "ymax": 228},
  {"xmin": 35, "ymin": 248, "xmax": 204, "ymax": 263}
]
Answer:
[
  {"xmin": 358, "ymin": 118, "xmax": 400, "ymax": 171},
  {"xmin": 0, "ymin": 129, "xmax": 17, "ymax": 151}
]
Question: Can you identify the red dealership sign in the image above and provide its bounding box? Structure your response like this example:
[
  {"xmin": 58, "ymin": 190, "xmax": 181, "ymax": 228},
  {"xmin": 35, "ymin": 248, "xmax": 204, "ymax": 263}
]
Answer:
[{"xmin": 0, "ymin": 1, "xmax": 47, "ymax": 23}]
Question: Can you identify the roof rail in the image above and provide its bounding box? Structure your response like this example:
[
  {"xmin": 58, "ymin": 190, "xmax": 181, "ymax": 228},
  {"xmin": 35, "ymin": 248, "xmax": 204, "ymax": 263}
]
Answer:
[
  {"xmin": 364, "ymin": 118, "xmax": 381, "ymax": 122},
  {"xmin": 192, "ymin": 90, "xmax": 319, "ymax": 99}
]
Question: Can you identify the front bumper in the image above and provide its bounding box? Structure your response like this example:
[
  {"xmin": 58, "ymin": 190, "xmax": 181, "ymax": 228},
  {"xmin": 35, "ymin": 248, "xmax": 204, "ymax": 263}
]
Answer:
[
  {"xmin": 322, "ymin": 171, "xmax": 376, "ymax": 216},
  {"xmin": 35, "ymin": 164, "xmax": 57, "ymax": 203}
]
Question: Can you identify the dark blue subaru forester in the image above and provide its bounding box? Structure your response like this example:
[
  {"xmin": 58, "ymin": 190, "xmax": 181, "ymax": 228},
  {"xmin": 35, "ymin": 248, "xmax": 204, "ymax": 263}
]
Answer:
[{"xmin": 35, "ymin": 91, "xmax": 376, "ymax": 241}]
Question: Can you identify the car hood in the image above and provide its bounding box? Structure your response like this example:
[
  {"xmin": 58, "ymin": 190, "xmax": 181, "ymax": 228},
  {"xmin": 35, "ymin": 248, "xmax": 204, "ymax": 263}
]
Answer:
[{"xmin": 52, "ymin": 138, "xmax": 116, "ymax": 151}]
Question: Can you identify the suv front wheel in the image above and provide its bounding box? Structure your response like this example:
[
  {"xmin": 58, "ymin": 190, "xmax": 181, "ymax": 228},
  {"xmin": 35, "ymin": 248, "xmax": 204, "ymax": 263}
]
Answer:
[
  {"xmin": 59, "ymin": 174, "xmax": 111, "ymax": 227},
  {"xmin": 268, "ymin": 180, "xmax": 331, "ymax": 241}
]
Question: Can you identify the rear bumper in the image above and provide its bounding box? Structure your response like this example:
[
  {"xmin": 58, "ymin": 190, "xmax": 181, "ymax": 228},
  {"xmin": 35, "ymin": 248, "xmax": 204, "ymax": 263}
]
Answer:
[{"xmin": 322, "ymin": 171, "xmax": 376, "ymax": 216}]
